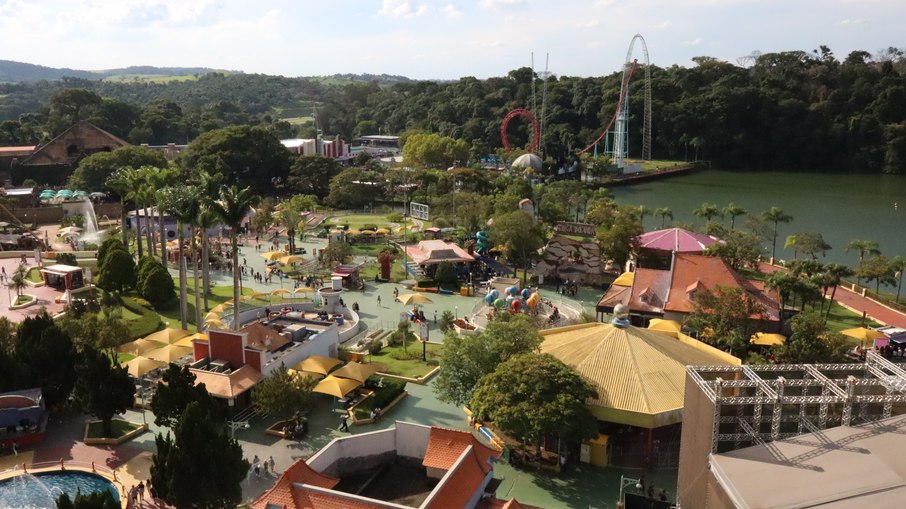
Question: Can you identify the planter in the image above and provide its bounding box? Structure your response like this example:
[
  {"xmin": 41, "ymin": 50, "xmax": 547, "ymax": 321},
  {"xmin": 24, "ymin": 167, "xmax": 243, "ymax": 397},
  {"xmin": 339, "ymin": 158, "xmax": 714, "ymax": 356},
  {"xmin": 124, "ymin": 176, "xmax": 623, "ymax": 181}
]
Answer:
[
  {"xmin": 9, "ymin": 294, "xmax": 37, "ymax": 310},
  {"xmin": 83, "ymin": 420, "xmax": 147, "ymax": 446},
  {"xmin": 350, "ymin": 390, "xmax": 408, "ymax": 425},
  {"xmin": 453, "ymin": 319, "xmax": 478, "ymax": 336},
  {"xmin": 266, "ymin": 417, "xmax": 309, "ymax": 439}
]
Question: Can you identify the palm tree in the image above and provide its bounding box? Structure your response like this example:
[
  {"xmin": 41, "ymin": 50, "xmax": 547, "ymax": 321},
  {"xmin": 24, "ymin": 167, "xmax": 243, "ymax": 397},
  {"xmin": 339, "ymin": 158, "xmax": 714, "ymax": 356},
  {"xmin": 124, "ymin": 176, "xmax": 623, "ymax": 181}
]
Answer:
[
  {"xmin": 162, "ymin": 187, "xmax": 196, "ymax": 331},
  {"xmin": 823, "ymin": 263, "xmax": 855, "ymax": 318},
  {"xmin": 765, "ymin": 270, "xmax": 798, "ymax": 328},
  {"xmin": 723, "ymin": 203, "xmax": 747, "ymax": 229},
  {"xmin": 692, "ymin": 202, "xmax": 722, "ymax": 223},
  {"xmin": 106, "ymin": 167, "xmax": 142, "ymax": 253},
  {"xmin": 134, "ymin": 166, "xmax": 159, "ymax": 259},
  {"xmin": 761, "ymin": 207, "xmax": 793, "ymax": 262},
  {"xmin": 892, "ymin": 256, "xmax": 906, "ymax": 303},
  {"xmin": 636, "ymin": 205, "xmax": 651, "ymax": 230},
  {"xmin": 210, "ymin": 185, "xmax": 256, "ymax": 331},
  {"xmin": 654, "ymin": 207, "xmax": 673, "ymax": 229},
  {"xmin": 7, "ymin": 265, "xmax": 28, "ymax": 298},
  {"xmin": 193, "ymin": 170, "xmax": 222, "ymax": 310},
  {"xmin": 846, "ymin": 239, "xmax": 880, "ymax": 285},
  {"xmin": 784, "ymin": 235, "xmax": 799, "ymax": 260},
  {"xmin": 149, "ymin": 165, "xmax": 178, "ymax": 265}
]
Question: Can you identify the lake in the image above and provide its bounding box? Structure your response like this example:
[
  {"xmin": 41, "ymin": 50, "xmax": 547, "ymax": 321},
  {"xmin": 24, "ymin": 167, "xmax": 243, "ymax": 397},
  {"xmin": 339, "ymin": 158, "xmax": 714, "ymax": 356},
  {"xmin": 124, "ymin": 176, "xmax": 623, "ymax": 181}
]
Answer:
[{"xmin": 609, "ymin": 169, "xmax": 906, "ymax": 266}]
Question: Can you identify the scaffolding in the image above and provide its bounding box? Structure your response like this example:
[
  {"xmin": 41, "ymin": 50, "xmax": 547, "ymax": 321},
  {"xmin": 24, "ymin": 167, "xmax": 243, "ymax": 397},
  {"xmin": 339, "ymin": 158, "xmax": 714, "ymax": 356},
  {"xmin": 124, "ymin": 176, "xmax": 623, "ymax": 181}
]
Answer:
[{"xmin": 688, "ymin": 351, "xmax": 906, "ymax": 454}]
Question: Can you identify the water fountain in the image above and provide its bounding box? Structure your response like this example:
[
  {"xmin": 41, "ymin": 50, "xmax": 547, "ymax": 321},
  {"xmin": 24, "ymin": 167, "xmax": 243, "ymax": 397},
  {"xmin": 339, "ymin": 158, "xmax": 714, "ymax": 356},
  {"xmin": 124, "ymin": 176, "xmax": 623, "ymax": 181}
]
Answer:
[
  {"xmin": 0, "ymin": 473, "xmax": 63, "ymax": 508},
  {"xmin": 72, "ymin": 198, "xmax": 107, "ymax": 246}
]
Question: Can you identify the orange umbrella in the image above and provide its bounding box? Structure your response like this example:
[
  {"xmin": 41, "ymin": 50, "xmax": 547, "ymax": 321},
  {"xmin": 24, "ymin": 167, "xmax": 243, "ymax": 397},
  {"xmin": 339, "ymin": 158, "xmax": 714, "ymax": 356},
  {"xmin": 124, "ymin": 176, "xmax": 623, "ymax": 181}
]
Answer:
[
  {"xmin": 293, "ymin": 355, "xmax": 343, "ymax": 376},
  {"xmin": 331, "ymin": 362, "xmax": 380, "ymax": 383},
  {"xmin": 313, "ymin": 375, "xmax": 362, "ymax": 398}
]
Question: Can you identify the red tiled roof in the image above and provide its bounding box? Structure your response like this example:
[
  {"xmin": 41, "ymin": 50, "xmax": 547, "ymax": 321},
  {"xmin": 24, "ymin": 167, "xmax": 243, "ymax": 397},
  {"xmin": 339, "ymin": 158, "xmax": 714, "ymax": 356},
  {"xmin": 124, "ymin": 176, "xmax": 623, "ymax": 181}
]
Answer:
[
  {"xmin": 422, "ymin": 427, "xmax": 499, "ymax": 474},
  {"xmin": 241, "ymin": 322, "xmax": 291, "ymax": 352},
  {"xmin": 251, "ymin": 460, "xmax": 339, "ymax": 509},
  {"xmin": 0, "ymin": 146, "xmax": 36, "ymax": 155},
  {"xmin": 477, "ymin": 498, "xmax": 542, "ymax": 509},
  {"xmin": 424, "ymin": 449, "xmax": 489, "ymax": 509},
  {"xmin": 665, "ymin": 254, "xmax": 779, "ymax": 320},
  {"xmin": 627, "ymin": 269, "xmax": 671, "ymax": 313}
]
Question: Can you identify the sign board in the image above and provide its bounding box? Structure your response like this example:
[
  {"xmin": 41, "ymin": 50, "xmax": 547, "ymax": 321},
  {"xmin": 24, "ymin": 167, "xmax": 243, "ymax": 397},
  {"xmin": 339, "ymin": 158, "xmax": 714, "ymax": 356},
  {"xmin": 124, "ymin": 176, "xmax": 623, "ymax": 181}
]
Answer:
[
  {"xmin": 555, "ymin": 222, "xmax": 596, "ymax": 237},
  {"xmin": 409, "ymin": 202, "xmax": 430, "ymax": 221},
  {"xmin": 419, "ymin": 321, "xmax": 429, "ymax": 341}
]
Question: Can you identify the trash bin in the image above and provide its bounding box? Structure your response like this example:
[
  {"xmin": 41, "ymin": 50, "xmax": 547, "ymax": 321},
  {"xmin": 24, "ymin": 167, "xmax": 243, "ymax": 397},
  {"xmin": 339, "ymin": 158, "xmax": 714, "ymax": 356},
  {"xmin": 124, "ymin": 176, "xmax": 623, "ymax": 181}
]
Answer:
[{"xmin": 460, "ymin": 287, "xmax": 471, "ymax": 297}]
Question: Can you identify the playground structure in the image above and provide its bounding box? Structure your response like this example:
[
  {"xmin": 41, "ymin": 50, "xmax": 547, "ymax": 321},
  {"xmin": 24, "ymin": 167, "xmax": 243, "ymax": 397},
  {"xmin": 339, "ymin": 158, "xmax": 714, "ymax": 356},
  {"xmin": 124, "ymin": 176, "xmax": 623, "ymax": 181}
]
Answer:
[{"xmin": 578, "ymin": 33, "xmax": 652, "ymax": 169}]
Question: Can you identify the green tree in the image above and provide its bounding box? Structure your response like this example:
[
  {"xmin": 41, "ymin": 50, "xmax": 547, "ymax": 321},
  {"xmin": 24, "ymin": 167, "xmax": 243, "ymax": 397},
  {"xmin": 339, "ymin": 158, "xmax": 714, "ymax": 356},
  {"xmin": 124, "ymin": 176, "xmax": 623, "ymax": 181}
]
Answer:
[
  {"xmin": 705, "ymin": 229, "xmax": 763, "ymax": 270},
  {"xmin": 7, "ymin": 265, "xmax": 28, "ymax": 297},
  {"xmin": 96, "ymin": 249, "xmax": 136, "ymax": 292},
  {"xmin": 288, "ymin": 155, "xmax": 342, "ymax": 199},
  {"xmin": 54, "ymin": 252, "xmax": 78, "ymax": 266},
  {"xmin": 846, "ymin": 239, "xmax": 881, "ymax": 285},
  {"xmin": 326, "ymin": 168, "xmax": 371, "ymax": 209},
  {"xmin": 72, "ymin": 347, "xmax": 134, "ymax": 437},
  {"xmin": 891, "ymin": 256, "xmax": 906, "ymax": 303},
  {"xmin": 693, "ymin": 202, "xmax": 723, "ymax": 223},
  {"xmin": 252, "ymin": 367, "xmax": 318, "ymax": 418},
  {"xmin": 403, "ymin": 132, "xmax": 470, "ymax": 168},
  {"xmin": 209, "ymin": 185, "xmax": 256, "ymax": 330},
  {"xmin": 150, "ymin": 364, "xmax": 217, "ymax": 428},
  {"xmin": 589, "ymin": 203, "xmax": 643, "ymax": 270},
  {"xmin": 150, "ymin": 401, "xmax": 248, "ymax": 509},
  {"xmin": 654, "ymin": 207, "xmax": 673, "ymax": 228},
  {"xmin": 106, "ymin": 167, "xmax": 146, "ymax": 256},
  {"xmin": 858, "ymin": 254, "xmax": 897, "ymax": 293},
  {"xmin": 776, "ymin": 311, "xmax": 849, "ymax": 363},
  {"xmin": 822, "ymin": 263, "xmax": 855, "ymax": 318},
  {"xmin": 469, "ymin": 353, "xmax": 598, "ymax": 450},
  {"xmin": 761, "ymin": 207, "xmax": 793, "ymax": 261},
  {"xmin": 15, "ymin": 312, "xmax": 78, "ymax": 409},
  {"xmin": 722, "ymin": 203, "xmax": 747, "ymax": 229},
  {"xmin": 139, "ymin": 257, "xmax": 176, "ymax": 309},
  {"xmin": 790, "ymin": 232, "xmax": 832, "ymax": 259},
  {"xmin": 434, "ymin": 314, "xmax": 543, "ymax": 406},
  {"xmin": 321, "ymin": 241, "xmax": 352, "ymax": 266},
  {"xmin": 178, "ymin": 125, "xmax": 293, "ymax": 195},
  {"xmin": 49, "ymin": 88, "xmax": 102, "ymax": 128},
  {"xmin": 685, "ymin": 285, "xmax": 765, "ymax": 357},
  {"xmin": 69, "ymin": 145, "xmax": 168, "ymax": 192},
  {"xmin": 765, "ymin": 270, "xmax": 799, "ymax": 327},
  {"xmin": 433, "ymin": 261, "xmax": 458, "ymax": 288},
  {"xmin": 489, "ymin": 211, "xmax": 546, "ymax": 284},
  {"xmin": 96, "ymin": 237, "xmax": 127, "ymax": 272}
]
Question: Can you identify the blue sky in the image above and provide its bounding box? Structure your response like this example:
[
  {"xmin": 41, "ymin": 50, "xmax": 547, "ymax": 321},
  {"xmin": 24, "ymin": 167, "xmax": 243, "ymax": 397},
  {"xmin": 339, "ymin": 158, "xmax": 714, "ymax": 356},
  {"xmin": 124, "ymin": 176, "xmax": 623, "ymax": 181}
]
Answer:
[{"xmin": 0, "ymin": 0, "xmax": 902, "ymax": 79}]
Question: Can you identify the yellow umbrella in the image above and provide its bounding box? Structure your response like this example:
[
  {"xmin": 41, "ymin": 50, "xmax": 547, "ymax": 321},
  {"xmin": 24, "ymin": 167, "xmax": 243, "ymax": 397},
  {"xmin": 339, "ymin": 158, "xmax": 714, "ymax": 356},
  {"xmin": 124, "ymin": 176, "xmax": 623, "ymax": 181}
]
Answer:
[
  {"xmin": 122, "ymin": 356, "xmax": 167, "ymax": 377},
  {"xmin": 331, "ymin": 361, "xmax": 380, "ymax": 383},
  {"xmin": 840, "ymin": 327, "xmax": 888, "ymax": 342},
  {"xmin": 205, "ymin": 318, "xmax": 225, "ymax": 329},
  {"xmin": 271, "ymin": 289, "xmax": 291, "ymax": 296},
  {"xmin": 375, "ymin": 228, "xmax": 390, "ymax": 235},
  {"xmin": 293, "ymin": 355, "xmax": 343, "ymax": 376},
  {"xmin": 750, "ymin": 332, "xmax": 787, "ymax": 346},
  {"xmin": 279, "ymin": 255, "xmax": 303, "ymax": 265},
  {"xmin": 144, "ymin": 344, "xmax": 193, "ymax": 363},
  {"xmin": 347, "ymin": 229, "xmax": 361, "ymax": 235},
  {"xmin": 144, "ymin": 327, "xmax": 191, "ymax": 344},
  {"xmin": 647, "ymin": 319, "xmax": 682, "ymax": 333},
  {"xmin": 397, "ymin": 293, "xmax": 433, "ymax": 305},
  {"xmin": 173, "ymin": 333, "xmax": 207, "ymax": 348},
  {"xmin": 118, "ymin": 338, "xmax": 168, "ymax": 356},
  {"xmin": 204, "ymin": 311, "xmax": 221, "ymax": 321},
  {"xmin": 210, "ymin": 302, "xmax": 232, "ymax": 314},
  {"xmin": 261, "ymin": 251, "xmax": 285, "ymax": 261},
  {"xmin": 294, "ymin": 286, "xmax": 315, "ymax": 294},
  {"xmin": 359, "ymin": 230, "xmax": 375, "ymax": 235},
  {"xmin": 313, "ymin": 375, "xmax": 362, "ymax": 398}
]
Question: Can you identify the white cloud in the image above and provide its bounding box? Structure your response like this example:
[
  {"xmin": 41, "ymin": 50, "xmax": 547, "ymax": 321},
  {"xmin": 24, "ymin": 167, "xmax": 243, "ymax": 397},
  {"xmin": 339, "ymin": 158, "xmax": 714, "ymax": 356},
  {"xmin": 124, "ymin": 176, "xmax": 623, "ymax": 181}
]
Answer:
[
  {"xmin": 480, "ymin": 0, "xmax": 528, "ymax": 8},
  {"xmin": 443, "ymin": 3, "xmax": 463, "ymax": 18},
  {"xmin": 576, "ymin": 20, "xmax": 600, "ymax": 28},
  {"xmin": 653, "ymin": 20, "xmax": 671, "ymax": 30},
  {"xmin": 378, "ymin": 0, "xmax": 427, "ymax": 18},
  {"xmin": 683, "ymin": 37, "xmax": 702, "ymax": 45},
  {"xmin": 838, "ymin": 17, "xmax": 866, "ymax": 25}
]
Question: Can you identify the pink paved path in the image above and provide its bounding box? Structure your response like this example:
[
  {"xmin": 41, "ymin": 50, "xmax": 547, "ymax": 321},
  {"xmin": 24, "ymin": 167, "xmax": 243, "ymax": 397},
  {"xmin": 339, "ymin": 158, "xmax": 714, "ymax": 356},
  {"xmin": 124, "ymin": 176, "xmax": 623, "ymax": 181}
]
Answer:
[{"xmin": 759, "ymin": 262, "xmax": 906, "ymax": 328}]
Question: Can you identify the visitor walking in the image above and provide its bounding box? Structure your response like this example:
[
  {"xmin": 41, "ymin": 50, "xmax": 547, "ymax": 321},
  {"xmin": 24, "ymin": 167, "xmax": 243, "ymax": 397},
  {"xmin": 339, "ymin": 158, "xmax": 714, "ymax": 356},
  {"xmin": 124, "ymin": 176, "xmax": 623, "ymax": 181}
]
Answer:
[
  {"xmin": 252, "ymin": 455, "xmax": 261, "ymax": 477},
  {"xmin": 339, "ymin": 412, "xmax": 349, "ymax": 432},
  {"xmin": 138, "ymin": 481, "xmax": 145, "ymax": 501},
  {"xmin": 268, "ymin": 455, "xmax": 276, "ymax": 474},
  {"xmin": 377, "ymin": 295, "xmax": 382, "ymax": 307}
]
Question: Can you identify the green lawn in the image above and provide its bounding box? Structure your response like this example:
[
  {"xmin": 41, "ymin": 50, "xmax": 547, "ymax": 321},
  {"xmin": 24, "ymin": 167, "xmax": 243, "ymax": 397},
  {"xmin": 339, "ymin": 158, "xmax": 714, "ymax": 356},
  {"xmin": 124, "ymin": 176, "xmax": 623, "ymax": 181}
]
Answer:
[
  {"xmin": 825, "ymin": 300, "xmax": 882, "ymax": 338},
  {"xmin": 25, "ymin": 267, "xmax": 43, "ymax": 283},
  {"xmin": 282, "ymin": 116, "xmax": 314, "ymax": 125},
  {"xmin": 117, "ymin": 352, "xmax": 136, "ymax": 364},
  {"xmin": 13, "ymin": 295, "xmax": 34, "ymax": 305},
  {"xmin": 86, "ymin": 419, "xmax": 142, "ymax": 439},
  {"xmin": 370, "ymin": 342, "xmax": 442, "ymax": 379}
]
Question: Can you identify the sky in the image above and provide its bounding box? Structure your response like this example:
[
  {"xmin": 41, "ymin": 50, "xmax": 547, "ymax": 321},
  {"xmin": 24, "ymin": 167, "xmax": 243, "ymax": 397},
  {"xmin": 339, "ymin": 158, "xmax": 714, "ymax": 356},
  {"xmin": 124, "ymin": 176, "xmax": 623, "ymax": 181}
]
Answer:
[{"xmin": 0, "ymin": 0, "xmax": 903, "ymax": 80}]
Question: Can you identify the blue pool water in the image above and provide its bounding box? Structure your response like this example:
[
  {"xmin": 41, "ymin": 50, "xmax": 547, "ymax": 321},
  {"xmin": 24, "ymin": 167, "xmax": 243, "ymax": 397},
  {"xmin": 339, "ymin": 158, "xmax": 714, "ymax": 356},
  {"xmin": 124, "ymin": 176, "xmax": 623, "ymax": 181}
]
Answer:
[{"xmin": 0, "ymin": 471, "xmax": 120, "ymax": 508}]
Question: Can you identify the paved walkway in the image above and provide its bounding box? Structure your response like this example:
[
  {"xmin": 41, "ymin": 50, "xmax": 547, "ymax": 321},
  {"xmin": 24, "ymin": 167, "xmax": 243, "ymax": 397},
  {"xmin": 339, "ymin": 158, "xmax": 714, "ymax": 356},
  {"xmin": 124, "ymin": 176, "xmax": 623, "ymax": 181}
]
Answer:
[{"xmin": 759, "ymin": 262, "xmax": 906, "ymax": 328}]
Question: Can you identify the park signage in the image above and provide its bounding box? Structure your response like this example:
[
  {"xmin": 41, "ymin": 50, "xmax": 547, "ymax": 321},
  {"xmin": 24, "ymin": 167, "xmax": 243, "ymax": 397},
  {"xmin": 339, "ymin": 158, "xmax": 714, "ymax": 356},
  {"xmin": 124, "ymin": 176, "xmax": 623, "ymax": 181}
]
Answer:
[
  {"xmin": 555, "ymin": 222, "xmax": 596, "ymax": 237},
  {"xmin": 410, "ymin": 202, "xmax": 430, "ymax": 221}
]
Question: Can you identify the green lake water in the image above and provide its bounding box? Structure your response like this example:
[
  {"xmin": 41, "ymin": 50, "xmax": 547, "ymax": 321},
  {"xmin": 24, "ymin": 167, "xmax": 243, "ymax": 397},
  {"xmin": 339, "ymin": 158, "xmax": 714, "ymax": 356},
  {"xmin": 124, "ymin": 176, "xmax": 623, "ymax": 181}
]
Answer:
[{"xmin": 609, "ymin": 169, "xmax": 906, "ymax": 265}]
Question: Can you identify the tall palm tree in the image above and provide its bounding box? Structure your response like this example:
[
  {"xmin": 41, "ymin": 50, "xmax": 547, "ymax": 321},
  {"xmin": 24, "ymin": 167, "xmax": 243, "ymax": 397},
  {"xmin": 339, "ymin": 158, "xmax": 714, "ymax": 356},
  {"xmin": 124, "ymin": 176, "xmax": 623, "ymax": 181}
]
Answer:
[
  {"xmin": 723, "ymin": 203, "xmax": 747, "ymax": 229},
  {"xmin": 194, "ymin": 170, "xmax": 222, "ymax": 310},
  {"xmin": 761, "ymin": 207, "xmax": 793, "ymax": 262},
  {"xmin": 892, "ymin": 256, "xmax": 906, "ymax": 304},
  {"xmin": 149, "ymin": 165, "xmax": 178, "ymax": 266},
  {"xmin": 692, "ymin": 202, "xmax": 722, "ymax": 223},
  {"xmin": 654, "ymin": 207, "xmax": 673, "ymax": 229},
  {"xmin": 846, "ymin": 239, "xmax": 880, "ymax": 285},
  {"xmin": 210, "ymin": 185, "xmax": 256, "ymax": 331},
  {"xmin": 823, "ymin": 263, "xmax": 855, "ymax": 318},
  {"xmin": 105, "ymin": 168, "xmax": 136, "ymax": 250},
  {"xmin": 135, "ymin": 166, "xmax": 159, "ymax": 259},
  {"xmin": 765, "ymin": 270, "xmax": 798, "ymax": 328},
  {"xmin": 162, "ymin": 187, "xmax": 195, "ymax": 331},
  {"xmin": 107, "ymin": 167, "xmax": 144, "ymax": 256}
]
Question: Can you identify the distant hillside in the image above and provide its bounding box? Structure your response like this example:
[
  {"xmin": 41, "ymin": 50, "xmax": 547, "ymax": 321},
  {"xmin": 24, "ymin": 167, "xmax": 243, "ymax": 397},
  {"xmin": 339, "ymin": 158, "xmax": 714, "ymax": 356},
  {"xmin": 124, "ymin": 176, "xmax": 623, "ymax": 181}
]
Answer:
[
  {"xmin": 319, "ymin": 73, "xmax": 416, "ymax": 85},
  {"xmin": 0, "ymin": 60, "xmax": 228, "ymax": 82}
]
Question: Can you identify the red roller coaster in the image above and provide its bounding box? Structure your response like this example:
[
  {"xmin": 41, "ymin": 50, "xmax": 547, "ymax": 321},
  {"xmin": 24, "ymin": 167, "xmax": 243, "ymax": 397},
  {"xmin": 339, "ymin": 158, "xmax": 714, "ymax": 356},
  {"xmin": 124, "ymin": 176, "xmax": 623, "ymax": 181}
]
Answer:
[{"xmin": 500, "ymin": 108, "xmax": 540, "ymax": 154}]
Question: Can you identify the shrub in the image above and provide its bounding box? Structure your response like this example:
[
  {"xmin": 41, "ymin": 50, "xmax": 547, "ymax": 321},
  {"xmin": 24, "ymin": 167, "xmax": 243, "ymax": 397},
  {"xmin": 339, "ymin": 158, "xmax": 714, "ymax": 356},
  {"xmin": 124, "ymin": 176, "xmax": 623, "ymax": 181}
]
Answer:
[
  {"xmin": 97, "ymin": 237, "xmax": 127, "ymax": 271},
  {"xmin": 362, "ymin": 224, "xmax": 378, "ymax": 231},
  {"xmin": 140, "ymin": 260, "xmax": 176, "ymax": 309},
  {"xmin": 434, "ymin": 262, "xmax": 457, "ymax": 287},
  {"xmin": 121, "ymin": 296, "xmax": 163, "ymax": 340},
  {"xmin": 97, "ymin": 249, "xmax": 136, "ymax": 292},
  {"xmin": 439, "ymin": 310, "xmax": 455, "ymax": 332},
  {"xmin": 416, "ymin": 279, "xmax": 437, "ymax": 288},
  {"xmin": 432, "ymin": 217, "xmax": 450, "ymax": 228},
  {"xmin": 55, "ymin": 252, "xmax": 78, "ymax": 266},
  {"xmin": 386, "ymin": 212, "xmax": 404, "ymax": 222},
  {"xmin": 368, "ymin": 340, "xmax": 383, "ymax": 355},
  {"xmin": 369, "ymin": 376, "xmax": 407, "ymax": 409}
]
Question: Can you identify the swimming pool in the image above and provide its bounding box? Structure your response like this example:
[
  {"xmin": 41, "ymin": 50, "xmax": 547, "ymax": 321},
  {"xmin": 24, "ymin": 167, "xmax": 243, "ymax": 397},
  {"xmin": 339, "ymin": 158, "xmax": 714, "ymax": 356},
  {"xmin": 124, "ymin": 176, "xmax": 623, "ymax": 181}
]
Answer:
[{"xmin": 0, "ymin": 470, "xmax": 120, "ymax": 508}]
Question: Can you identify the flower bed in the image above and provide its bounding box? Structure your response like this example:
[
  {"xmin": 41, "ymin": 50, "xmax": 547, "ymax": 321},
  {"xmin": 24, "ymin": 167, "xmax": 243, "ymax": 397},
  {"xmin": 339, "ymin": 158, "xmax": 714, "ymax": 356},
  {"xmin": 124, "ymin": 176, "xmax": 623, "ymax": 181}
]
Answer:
[{"xmin": 453, "ymin": 319, "xmax": 478, "ymax": 336}]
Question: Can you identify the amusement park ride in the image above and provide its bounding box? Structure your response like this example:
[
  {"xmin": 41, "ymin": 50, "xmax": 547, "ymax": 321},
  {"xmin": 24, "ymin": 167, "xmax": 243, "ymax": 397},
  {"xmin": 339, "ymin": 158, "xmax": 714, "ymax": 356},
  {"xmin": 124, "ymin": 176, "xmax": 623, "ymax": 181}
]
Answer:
[{"xmin": 501, "ymin": 34, "xmax": 653, "ymax": 170}]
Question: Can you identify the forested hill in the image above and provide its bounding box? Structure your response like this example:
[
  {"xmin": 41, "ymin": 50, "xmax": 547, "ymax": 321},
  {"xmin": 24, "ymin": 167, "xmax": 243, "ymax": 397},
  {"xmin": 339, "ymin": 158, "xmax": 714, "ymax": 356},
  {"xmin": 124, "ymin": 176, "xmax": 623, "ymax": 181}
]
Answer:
[
  {"xmin": 2, "ymin": 48, "xmax": 906, "ymax": 173},
  {"xmin": 0, "ymin": 60, "xmax": 221, "ymax": 82}
]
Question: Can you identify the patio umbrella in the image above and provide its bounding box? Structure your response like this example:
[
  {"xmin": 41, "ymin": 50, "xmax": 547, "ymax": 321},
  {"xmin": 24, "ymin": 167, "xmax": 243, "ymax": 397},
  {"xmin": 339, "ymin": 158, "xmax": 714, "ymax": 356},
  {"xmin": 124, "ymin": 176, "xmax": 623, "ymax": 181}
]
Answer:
[
  {"xmin": 205, "ymin": 319, "xmax": 225, "ymax": 329},
  {"xmin": 375, "ymin": 228, "xmax": 390, "ymax": 235},
  {"xmin": 261, "ymin": 251, "xmax": 285, "ymax": 261},
  {"xmin": 118, "ymin": 338, "xmax": 168, "ymax": 356},
  {"xmin": 397, "ymin": 293, "xmax": 433, "ymax": 305},
  {"xmin": 210, "ymin": 304, "xmax": 227, "ymax": 314},
  {"xmin": 750, "ymin": 332, "xmax": 787, "ymax": 346},
  {"xmin": 294, "ymin": 286, "xmax": 315, "ymax": 294},
  {"xmin": 647, "ymin": 319, "xmax": 682, "ymax": 333},
  {"xmin": 331, "ymin": 361, "xmax": 380, "ymax": 383},
  {"xmin": 279, "ymin": 255, "xmax": 303, "ymax": 265},
  {"xmin": 246, "ymin": 292, "xmax": 268, "ymax": 300},
  {"xmin": 841, "ymin": 327, "xmax": 888, "ymax": 342},
  {"xmin": 204, "ymin": 311, "xmax": 221, "ymax": 321},
  {"xmin": 0, "ymin": 222, "xmax": 9, "ymax": 227},
  {"xmin": 359, "ymin": 230, "xmax": 375, "ymax": 235},
  {"xmin": 271, "ymin": 289, "xmax": 291, "ymax": 296},
  {"xmin": 313, "ymin": 375, "xmax": 362, "ymax": 398},
  {"xmin": 144, "ymin": 344, "xmax": 193, "ymax": 363},
  {"xmin": 173, "ymin": 333, "xmax": 207, "ymax": 348},
  {"xmin": 122, "ymin": 356, "xmax": 167, "ymax": 378},
  {"xmin": 293, "ymin": 355, "xmax": 343, "ymax": 376},
  {"xmin": 144, "ymin": 327, "xmax": 191, "ymax": 344}
]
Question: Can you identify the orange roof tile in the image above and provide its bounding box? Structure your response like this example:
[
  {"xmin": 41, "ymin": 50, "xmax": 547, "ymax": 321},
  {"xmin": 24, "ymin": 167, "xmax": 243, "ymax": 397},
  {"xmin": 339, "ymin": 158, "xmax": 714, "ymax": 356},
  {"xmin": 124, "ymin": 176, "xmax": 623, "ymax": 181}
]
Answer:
[
  {"xmin": 628, "ymin": 269, "xmax": 671, "ymax": 313},
  {"xmin": 423, "ymin": 427, "xmax": 499, "ymax": 474},
  {"xmin": 665, "ymin": 254, "xmax": 779, "ymax": 320},
  {"xmin": 424, "ymin": 449, "xmax": 489, "ymax": 509},
  {"xmin": 242, "ymin": 322, "xmax": 291, "ymax": 352},
  {"xmin": 251, "ymin": 460, "xmax": 340, "ymax": 509}
]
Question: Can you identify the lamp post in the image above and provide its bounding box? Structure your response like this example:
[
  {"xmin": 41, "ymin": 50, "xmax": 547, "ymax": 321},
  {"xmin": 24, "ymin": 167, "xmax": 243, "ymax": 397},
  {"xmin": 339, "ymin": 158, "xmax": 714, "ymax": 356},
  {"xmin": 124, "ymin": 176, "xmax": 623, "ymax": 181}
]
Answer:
[
  {"xmin": 138, "ymin": 377, "xmax": 147, "ymax": 425},
  {"xmin": 617, "ymin": 475, "xmax": 642, "ymax": 509}
]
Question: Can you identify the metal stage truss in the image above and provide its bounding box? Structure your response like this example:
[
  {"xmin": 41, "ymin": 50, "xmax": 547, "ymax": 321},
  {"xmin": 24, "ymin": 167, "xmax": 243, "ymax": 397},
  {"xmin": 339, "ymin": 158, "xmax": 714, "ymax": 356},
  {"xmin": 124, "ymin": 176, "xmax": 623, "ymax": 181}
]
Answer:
[{"xmin": 688, "ymin": 351, "xmax": 906, "ymax": 454}]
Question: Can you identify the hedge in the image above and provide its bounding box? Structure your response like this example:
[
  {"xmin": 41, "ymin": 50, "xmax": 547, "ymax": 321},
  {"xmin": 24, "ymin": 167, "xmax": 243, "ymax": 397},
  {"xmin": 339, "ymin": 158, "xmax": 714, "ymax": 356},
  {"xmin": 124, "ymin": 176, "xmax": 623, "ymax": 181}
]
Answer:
[
  {"xmin": 368, "ymin": 376, "xmax": 407, "ymax": 410},
  {"xmin": 122, "ymin": 296, "xmax": 163, "ymax": 340}
]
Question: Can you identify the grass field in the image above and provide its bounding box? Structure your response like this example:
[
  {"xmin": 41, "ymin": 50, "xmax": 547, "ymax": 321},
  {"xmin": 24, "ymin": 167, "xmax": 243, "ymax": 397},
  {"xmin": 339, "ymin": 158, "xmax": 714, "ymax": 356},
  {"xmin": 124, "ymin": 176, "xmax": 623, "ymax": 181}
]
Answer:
[
  {"xmin": 86, "ymin": 419, "xmax": 141, "ymax": 439},
  {"xmin": 370, "ymin": 342, "xmax": 442, "ymax": 379},
  {"xmin": 103, "ymin": 74, "xmax": 200, "ymax": 83},
  {"xmin": 624, "ymin": 159, "xmax": 689, "ymax": 171},
  {"xmin": 282, "ymin": 116, "xmax": 314, "ymax": 125},
  {"xmin": 26, "ymin": 267, "xmax": 42, "ymax": 283}
]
